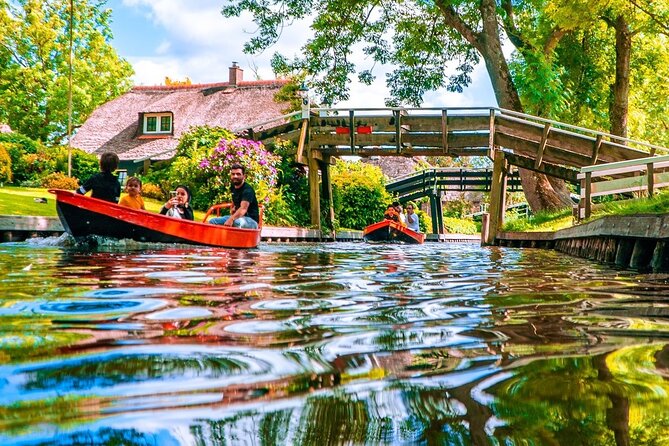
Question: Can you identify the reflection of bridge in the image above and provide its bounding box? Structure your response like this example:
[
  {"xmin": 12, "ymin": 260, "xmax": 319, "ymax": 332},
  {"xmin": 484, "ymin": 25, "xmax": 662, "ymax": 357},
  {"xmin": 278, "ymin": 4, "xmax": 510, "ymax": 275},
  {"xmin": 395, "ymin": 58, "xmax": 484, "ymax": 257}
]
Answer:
[
  {"xmin": 386, "ymin": 168, "xmax": 522, "ymax": 233},
  {"xmin": 242, "ymin": 107, "xmax": 667, "ymax": 242}
]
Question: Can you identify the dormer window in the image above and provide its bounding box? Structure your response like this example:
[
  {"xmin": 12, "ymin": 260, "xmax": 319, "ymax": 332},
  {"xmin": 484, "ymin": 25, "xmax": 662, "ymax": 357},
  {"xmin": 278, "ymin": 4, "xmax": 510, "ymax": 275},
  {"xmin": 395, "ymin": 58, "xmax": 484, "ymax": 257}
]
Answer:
[{"xmin": 138, "ymin": 112, "xmax": 173, "ymax": 137}]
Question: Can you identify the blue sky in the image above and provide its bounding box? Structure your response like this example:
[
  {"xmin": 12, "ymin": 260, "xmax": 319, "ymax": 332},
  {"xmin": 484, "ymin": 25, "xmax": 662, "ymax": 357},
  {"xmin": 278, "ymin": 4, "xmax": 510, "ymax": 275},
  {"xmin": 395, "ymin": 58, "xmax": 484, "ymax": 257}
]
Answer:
[{"xmin": 107, "ymin": 0, "xmax": 497, "ymax": 108}]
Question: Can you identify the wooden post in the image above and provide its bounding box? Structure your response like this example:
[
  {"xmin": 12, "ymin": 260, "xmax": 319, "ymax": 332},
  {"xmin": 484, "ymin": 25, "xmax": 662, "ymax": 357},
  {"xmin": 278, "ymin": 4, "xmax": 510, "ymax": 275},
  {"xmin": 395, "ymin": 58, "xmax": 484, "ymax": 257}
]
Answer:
[
  {"xmin": 534, "ymin": 123, "xmax": 551, "ymax": 169},
  {"xmin": 349, "ymin": 110, "xmax": 355, "ymax": 153},
  {"xmin": 308, "ymin": 151, "xmax": 321, "ymax": 229},
  {"xmin": 647, "ymin": 162, "xmax": 654, "ymax": 197},
  {"xmin": 321, "ymin": 156, "xmax": 335, "ymax": 231},
  {"xmin": 394, "ymin": 109, "xmax": 402, "ymax": 154},
  {"xmin": 488, "ymin": 109, "xmax": 495, "ymax": 157},
  {"xmin": 296, "ymin": 119, "xmax": 309, "ymax": 164},
  {"xmin": 441, "ymin": 109, "xmax": 448, "ymax": 154},
  {"xmin": 584, "ymin": 171, "xmax": 592, "ymax": 219},
  {"xmin": 591, "ymin": 135, "xmax": 603, "ymax": 164},
  {"xmin": 486, "ymin": 150, "xmax": 507, "ymax": 245},
  {"xmin": 143, "ymin": 159, "xmax": 151, "ymax": 175}
]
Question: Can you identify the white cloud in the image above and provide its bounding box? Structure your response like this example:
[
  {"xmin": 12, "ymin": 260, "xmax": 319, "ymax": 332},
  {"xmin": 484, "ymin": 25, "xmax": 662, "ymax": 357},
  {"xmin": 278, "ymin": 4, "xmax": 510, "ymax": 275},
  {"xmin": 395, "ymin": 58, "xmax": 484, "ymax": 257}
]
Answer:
[{"xmin": 117, "ymin": 0, "xmax": 496, "ymax": 107}]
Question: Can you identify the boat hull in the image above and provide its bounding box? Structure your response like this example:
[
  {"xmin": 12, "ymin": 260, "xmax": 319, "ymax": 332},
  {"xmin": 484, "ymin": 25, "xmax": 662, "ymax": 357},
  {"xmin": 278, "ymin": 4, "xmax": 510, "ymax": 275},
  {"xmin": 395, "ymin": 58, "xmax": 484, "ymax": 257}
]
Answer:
[
  {"xmin": 50, "ymin": 189, "xmax": 261, "ymax": 248},
  {"xmin": 362, "ymin": 220, "xmax": 425, "ymax": 244}
]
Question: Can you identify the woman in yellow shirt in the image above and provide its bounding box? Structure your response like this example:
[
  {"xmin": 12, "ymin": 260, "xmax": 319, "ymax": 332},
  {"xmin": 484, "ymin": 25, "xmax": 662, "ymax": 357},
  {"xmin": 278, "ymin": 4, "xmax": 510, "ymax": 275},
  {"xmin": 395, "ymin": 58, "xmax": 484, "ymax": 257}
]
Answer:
[{"xmin": 118, "ymin": 177, "xmax": 145, "ymax": 210}]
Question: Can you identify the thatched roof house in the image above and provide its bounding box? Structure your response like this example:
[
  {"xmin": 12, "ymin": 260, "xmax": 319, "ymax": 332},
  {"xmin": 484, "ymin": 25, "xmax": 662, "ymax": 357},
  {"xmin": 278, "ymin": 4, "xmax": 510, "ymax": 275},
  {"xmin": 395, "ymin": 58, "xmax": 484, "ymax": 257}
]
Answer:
[{"xmin": 71, "ymin": 63, "xmax": 289, "ymax": 167}]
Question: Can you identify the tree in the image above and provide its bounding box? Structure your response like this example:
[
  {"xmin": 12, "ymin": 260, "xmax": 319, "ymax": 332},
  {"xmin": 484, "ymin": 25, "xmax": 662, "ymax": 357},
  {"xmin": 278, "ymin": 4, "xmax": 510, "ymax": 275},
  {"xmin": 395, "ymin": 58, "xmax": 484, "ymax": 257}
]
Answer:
[
  {"xmin": 0, "ymin": 0, "xmax": 133, "ymax": 143},
  {"xmin": 222, "ymin": 0, "xmax": 580, "ymax": 211}
]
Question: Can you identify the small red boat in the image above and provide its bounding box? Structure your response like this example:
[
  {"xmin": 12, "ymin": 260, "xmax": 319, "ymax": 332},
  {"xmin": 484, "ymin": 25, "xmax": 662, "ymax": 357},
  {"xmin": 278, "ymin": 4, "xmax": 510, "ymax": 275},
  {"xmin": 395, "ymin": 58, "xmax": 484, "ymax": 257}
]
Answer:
[
  {"xmin": 363, "ymin": 220, "xmax": 425, "ymax": 244},
  {"xmin": 50, "ymin": 189, "xmax": 262, "ymax": 248}
]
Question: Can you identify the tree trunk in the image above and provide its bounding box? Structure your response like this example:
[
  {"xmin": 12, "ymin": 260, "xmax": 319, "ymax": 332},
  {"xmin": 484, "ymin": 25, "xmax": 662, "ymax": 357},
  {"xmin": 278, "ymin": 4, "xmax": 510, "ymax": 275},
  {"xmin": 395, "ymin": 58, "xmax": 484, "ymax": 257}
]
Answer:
[
  {"xmin": 610, "ymin": 15, "xmax": 631, "ymax": 141},
  {"xmin": 478, "ymin": 0, "xmax": 573, "ymax": 212}
]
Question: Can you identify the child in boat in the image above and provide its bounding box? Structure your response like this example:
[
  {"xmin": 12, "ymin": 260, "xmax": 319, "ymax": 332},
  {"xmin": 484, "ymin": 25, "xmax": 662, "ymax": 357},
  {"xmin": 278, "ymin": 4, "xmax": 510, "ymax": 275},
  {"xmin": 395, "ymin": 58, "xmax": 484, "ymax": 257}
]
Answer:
[
  {"xmin": 160, "ymin": 185, "xmax": 194, "ymax": 220},
  {"xmin": 76, "ymin": 152, "xmax": 121, "ymax": 203},
  {"xmin": 118, "ymin": 176, "xmax": 145, "ymax": 210}
]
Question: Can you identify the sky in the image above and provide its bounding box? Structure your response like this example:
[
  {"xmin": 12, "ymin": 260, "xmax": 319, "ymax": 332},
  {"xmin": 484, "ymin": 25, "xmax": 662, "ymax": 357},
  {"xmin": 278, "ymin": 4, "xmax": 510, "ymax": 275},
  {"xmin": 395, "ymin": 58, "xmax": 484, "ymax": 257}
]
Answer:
[{"xmin": 107, "ymin": 0, "xmax": 497, "ymax": 109}]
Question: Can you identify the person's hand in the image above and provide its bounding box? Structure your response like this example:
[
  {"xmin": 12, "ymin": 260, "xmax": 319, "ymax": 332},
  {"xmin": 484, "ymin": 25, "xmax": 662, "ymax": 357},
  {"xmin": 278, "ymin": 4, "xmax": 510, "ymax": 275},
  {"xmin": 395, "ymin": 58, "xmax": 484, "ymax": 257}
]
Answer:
[
  {"xmin": 223, "ymin": 218, "xmax": 234, "ymax": 227},
  {"xmin": 166, "ymin": 197, "xmax": 178, "ymax": 209}
]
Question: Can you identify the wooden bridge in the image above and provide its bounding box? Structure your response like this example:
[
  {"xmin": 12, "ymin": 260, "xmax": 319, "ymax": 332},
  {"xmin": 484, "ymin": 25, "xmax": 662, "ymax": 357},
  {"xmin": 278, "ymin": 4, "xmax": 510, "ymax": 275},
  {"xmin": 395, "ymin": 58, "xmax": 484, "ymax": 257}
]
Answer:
[
  {"xmin": 386, "ymin": 168, "xmax": 522, "ymax": 233},
  {"xmin": 240, "ymin": 106, "xmax": 668, "ymax": 242}
]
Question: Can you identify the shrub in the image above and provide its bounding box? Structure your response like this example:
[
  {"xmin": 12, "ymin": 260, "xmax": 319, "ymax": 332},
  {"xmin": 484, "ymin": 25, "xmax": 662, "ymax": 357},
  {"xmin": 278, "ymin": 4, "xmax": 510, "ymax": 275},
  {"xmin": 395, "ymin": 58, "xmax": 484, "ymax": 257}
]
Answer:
[
  {"xmin": 443, "ymin": 217, "xmax": 478, "ymax": 234},
  {"xmin": 41, "ymin": 172, "xmax": 79, "ymax": 189},
  {"xmin": 0, "ymin": 145, "xmax": 12, "ymax": 184},
  {"xmin": 70, "ymin": 149, "xmax": 100, "ymax": 182},
  {"xmin": 0, "ymin": 133, "xmax": 43, "ymax": 183},
  {"xmin": 331, "ymin": 160, "xmax": 392, "ymax": 230},
  {"xmin": 141, "ymin": 183, "xmax": 164, "ymax": 200}
]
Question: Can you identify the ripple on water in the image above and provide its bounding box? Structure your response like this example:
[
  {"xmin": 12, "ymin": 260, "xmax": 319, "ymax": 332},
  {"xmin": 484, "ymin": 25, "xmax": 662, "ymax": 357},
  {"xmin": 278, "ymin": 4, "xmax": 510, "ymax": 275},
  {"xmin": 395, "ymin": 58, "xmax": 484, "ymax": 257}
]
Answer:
[
  {"xmin": 37, "ymin": 299, "xmax": 168, "ymax": 315},
  {"xmin": 250, "ymin": 298, "xmax": 356, "ymax": 311},
  {"xmin": 224, "ymin": 320, "xmax": 300, "ymax": 334},
  {"xmin": 145, "ymin": 307, "xmax": 213, "ymax": 321},
  {"xmin": 83, "ymin": 287, "xmax": 187, "ymax": 298}
]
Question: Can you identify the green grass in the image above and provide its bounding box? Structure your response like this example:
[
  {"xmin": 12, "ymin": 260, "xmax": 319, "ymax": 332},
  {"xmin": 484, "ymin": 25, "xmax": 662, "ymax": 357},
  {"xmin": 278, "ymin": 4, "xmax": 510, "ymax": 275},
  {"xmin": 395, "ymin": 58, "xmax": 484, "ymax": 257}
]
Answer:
[{"xmin": 0, "ymin": 186, "xmax": 205, "ymax": 220}]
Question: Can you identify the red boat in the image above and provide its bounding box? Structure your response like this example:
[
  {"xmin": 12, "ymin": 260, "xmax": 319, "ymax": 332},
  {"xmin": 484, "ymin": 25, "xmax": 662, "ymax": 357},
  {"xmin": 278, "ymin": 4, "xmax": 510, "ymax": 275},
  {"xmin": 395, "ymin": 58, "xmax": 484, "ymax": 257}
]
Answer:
[
  {"xmin": 363, "ymin": 220, "xmax": 425, "ymax": 244},
  {"xmin": 50, "ymin": 189, "xmax": 262, "ymax": 248}
]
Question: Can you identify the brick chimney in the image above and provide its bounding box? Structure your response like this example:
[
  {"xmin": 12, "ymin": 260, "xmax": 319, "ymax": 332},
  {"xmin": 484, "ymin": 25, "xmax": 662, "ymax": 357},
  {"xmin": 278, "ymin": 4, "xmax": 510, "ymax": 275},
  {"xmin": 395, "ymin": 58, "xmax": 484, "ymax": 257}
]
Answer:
[{"xmin": 229, "ymin": 62, "xmax": 243, "ymax": 86}]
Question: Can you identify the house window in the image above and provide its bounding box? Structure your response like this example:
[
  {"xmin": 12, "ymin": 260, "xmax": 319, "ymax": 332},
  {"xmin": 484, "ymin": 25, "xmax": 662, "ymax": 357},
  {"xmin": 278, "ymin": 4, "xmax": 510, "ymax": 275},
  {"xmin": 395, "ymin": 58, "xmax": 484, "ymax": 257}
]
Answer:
[{"xmin": 142, "ymin": 112, "xmax": 172, "ymax": 134}]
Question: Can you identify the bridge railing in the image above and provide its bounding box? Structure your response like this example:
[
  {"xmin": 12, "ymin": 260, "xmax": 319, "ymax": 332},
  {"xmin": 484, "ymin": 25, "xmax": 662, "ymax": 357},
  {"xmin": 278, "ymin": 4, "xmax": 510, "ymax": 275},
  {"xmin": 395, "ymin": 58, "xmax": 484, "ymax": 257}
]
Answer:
[{"xmin": 577, "ymin": 154, "xmax": 669, "ymax": 219}]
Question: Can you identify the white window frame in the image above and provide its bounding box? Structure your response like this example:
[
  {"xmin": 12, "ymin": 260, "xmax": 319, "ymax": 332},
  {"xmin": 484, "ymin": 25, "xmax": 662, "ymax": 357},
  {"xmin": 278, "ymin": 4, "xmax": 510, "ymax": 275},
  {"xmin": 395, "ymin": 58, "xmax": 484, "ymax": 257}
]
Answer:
[{"xmin": 142, "ymin": 112, "xmax": 172, "ymax": 134}]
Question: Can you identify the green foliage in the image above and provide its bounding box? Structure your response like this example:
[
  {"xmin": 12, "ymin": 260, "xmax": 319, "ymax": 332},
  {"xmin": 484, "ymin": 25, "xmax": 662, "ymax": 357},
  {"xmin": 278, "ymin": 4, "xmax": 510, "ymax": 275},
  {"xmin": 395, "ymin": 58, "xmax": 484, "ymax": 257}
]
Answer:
[
  {"xmin": 443, "ymin": 217, "xmax": 478, "ymax": 234},
  {"xmin": 268, "ymin": 139, "xmax": 310, "ymax": 226},
  {"xmin": 443, "ymin": 196, "xmax": 472, "ymax": 218},
  {"xmin": 0, "ymin": 0, "xmax": 133, "ymax": 143},
  {"xmin": 502, "ymin": 208, "xmax": 573, "ymax": 232},
  {"xmin": 175, "ymin": 126, "xmax": 234, "ymax": 159},
  {"xmin": 0, "ymin": 144, "xmax": 11, "ymax": 184},
  {"xmin": 69, "ymin": 149, "xmax": 99, "ymax": 182},
  {"xmin": 416, "ymin": 209, "xmax": 431, "ymax": 234},
  {"xmin": 331, "ymin": 160, "xmax": 391, "ymax": 230}
]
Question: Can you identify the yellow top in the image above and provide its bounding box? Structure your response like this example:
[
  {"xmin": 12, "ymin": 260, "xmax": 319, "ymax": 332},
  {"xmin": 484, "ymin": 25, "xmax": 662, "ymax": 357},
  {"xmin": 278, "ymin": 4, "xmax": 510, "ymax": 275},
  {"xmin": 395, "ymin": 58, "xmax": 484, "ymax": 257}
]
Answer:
[{"xmin": 118, "ymin": 194, "xmax": 145, "ymax": 210}]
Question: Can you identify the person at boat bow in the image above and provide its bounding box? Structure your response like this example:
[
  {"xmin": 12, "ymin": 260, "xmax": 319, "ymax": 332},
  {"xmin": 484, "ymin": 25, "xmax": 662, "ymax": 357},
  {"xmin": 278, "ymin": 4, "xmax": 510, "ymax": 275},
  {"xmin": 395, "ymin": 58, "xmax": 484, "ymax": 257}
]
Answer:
[
  {"xmin": 76, "ymin": 152, "xmax": 121, "ymax": 203},
  {"xmin": 209, "ymin": 163, "xmax": 259, "ymax": 229}
]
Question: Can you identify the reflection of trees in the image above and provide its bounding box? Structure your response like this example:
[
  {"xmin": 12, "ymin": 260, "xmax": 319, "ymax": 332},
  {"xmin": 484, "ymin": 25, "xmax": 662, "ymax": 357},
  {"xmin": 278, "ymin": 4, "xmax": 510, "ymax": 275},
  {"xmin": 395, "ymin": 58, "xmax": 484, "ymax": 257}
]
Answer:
[{"xmin": 23, "ymin": 354, "xmax": 250, "ymax": 390}]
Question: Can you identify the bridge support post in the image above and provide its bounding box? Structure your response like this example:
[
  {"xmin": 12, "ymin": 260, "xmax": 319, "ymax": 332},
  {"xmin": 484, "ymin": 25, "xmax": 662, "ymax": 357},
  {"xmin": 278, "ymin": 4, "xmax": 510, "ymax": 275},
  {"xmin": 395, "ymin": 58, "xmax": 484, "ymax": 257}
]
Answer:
[
  {"xmin": 486, "ymin": 150, "xmax": 507, "ymax": 245},
  {"xmin": 321, "ymin": 155, "xmax": 335, "ymax": 232},
  {"xmin": 308, "ymin": 152, "xmax": 321, "ymax": 230},
  {"xmin": 429, "ymin": 193, "xmax": 444, "ymax": 234}
]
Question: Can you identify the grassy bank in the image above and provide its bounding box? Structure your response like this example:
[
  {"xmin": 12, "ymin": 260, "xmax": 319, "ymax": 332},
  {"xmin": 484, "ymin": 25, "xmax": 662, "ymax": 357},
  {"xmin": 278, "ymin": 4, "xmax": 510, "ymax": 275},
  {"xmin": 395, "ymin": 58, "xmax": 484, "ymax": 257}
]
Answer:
[
  {"xmin": 0, "ymin": 186, "xmax": 205, "ymax": 220},
  {"xmin": 502, "ymin": 190, "xmax": 669, "ymax": 232}
]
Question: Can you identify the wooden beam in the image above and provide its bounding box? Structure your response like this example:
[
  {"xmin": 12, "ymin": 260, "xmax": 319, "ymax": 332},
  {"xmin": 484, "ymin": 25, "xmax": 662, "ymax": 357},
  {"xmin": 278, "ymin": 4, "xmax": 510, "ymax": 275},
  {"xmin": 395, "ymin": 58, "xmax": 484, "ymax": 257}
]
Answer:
[
  {"xmin": 486, "ymin": 150, "xmax": 507, "ymax": 244},
  {"xmin": 308, "ymin": 153, "xmax": 320, "ymax": 229},
  {"xmin": 349, "ymin": 110, "xmax": 355, "ymax": 154},
  {"xmin": 591, "ymin": 134, "xmax": 603, "ymax": 164},
  {"xmin": 295, "ymin": 119, "xmax": 309, "ymax": 164},
  {"xmin": 488, "ymin": 109, "xmax": 495, "ymax": 158},
  {"xmin": 503, "ymin": 152, "xmax": 579, "ymax": 183},
  {"xmin": 441, "ymin": 109, "xmax": 448, "ymax": 154},
  {"xmin": 647, "ymin": 162, "xmax": 654, "ymax": 196},
  {"xmin": 584, "ymin": 171, "xmax": 592, "ymax": 219},
  {"xmin": 395, "ymin": 110, "xmax": 402, "ymax": 154},
  {"xmin": 534, "ymin": 123, "xmax": 552, "ymax": 169}
]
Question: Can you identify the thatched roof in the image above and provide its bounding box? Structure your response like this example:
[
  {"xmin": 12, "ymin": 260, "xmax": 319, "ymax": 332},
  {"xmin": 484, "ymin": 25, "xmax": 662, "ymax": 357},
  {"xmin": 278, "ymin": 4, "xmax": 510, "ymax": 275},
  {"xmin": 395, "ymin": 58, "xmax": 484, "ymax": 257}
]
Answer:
[{"xmin": 71, "ymin": 79, "xmax": 290, "ymax": 161}]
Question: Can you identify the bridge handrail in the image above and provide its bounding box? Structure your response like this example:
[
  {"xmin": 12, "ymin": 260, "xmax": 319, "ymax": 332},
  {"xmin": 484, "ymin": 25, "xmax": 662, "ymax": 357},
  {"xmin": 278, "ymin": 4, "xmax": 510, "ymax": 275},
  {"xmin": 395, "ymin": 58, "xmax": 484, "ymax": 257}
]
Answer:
[
  {"xmin": 577, "ymin": 154, "xmax": 669, "ymax": 219},
  {"xmin": 230, "ymin": 111, "xmax": 301, "ymax": 134},
  {"xmin": 498, "ymin": 108, "xmax": 669, "ymax": 155}
]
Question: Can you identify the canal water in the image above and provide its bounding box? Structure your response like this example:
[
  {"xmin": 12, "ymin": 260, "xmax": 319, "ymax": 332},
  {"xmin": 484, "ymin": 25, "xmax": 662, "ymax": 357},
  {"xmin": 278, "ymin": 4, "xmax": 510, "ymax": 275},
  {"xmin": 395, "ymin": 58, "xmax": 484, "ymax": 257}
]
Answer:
[{"xmin": 1, "ymin": 237, "xmax": 669, "ymax": 445}]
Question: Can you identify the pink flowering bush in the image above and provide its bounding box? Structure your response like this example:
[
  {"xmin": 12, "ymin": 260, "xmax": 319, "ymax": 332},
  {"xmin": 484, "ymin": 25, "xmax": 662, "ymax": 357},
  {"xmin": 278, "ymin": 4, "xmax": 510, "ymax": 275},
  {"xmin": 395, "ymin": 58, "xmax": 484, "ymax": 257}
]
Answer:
[{"xmin": 198, "ymin": 138, "xmax": 281, "ymax": 205}]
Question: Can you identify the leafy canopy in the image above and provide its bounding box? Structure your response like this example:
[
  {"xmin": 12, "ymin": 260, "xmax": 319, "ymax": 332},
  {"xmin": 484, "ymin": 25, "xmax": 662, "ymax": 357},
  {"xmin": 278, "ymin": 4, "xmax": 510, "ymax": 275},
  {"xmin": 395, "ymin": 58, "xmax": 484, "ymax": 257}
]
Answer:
[{"xmin": 0, "ymin": 0, "xmax": 133, "ymax": 143}]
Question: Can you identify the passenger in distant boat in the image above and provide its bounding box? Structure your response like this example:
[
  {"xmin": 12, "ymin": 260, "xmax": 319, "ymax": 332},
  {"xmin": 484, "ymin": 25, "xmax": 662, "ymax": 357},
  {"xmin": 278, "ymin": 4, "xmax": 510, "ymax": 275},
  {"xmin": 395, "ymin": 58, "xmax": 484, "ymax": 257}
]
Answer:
[
  {"xmin": 406, "ymin": 202, "xmax": 420, "ymax": 232},
  {"xmin": 393, "ymin": 201, "xmax": 407, "ymax": 225},
  {"xmin": 384, "ymin": 204, "xmax": 400, "ymax": 222},
  {"xmin": 209, "ymin": 163, "xmax": 259, "ymax": 229},
  {"xmin": 160, "ymin": 185, "xmax": 194, "ymax": 220},
  {"xmin": 76, "ymin": 152, "xmax": 121, "ymax": 203},
  {"xmin": 118, "ymin": 176, "xmax": 145, "ymax": 210}
]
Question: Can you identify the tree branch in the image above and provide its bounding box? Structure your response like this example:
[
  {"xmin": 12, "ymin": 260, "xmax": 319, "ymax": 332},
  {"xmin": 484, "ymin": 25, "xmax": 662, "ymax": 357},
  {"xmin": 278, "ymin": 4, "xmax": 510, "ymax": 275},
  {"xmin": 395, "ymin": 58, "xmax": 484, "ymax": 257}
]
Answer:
[
  {"xmin": 432, "ymin": 0, "xmax": 482, "ymax": 52},
  {"xmin": 543, "ymin": 27, "xmax": 568, "ymax": 55},
  {"xmin": 629, "ymin": 0, "xmax": 669, "ymax": 36},
  {"xmin": 500, "ymin": 0, "xmax": 530, "ymax": 52}
]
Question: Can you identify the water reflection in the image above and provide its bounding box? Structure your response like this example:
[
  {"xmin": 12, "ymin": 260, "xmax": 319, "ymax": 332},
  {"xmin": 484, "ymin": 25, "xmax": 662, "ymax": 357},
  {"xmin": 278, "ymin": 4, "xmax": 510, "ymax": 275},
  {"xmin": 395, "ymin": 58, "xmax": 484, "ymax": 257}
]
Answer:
[{"xmin": 0, "ymin": 241, "xmax": 669, "ymax": 444}]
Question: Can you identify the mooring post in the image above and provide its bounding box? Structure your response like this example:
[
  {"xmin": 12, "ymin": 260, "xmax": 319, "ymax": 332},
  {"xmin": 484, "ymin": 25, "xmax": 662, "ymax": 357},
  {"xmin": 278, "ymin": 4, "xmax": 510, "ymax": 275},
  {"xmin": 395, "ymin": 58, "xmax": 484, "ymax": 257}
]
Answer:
[{"xmin": 308, "ymin": 151, "xmax": 321, "ymax": 230}]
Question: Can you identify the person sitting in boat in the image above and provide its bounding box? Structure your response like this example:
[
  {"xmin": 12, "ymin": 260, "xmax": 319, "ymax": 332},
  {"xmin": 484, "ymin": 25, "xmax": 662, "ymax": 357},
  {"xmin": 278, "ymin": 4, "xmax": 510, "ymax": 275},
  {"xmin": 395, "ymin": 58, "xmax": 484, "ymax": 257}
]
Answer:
[
  {"xmin": 406, "ymin": 202, "xmax": 420, "ymax": 232},
  {"xmin": 393, "ymin": 201, "xmax": 407, "ymax": 225},
  {"xmin": 384, "ymin": 204, "xmax": 400, "ymax": 222},
  {"xmin": 118, "ymin": 176, "xmax": 145, "ymax": 210},
  {"xmin": 76, "ymin": 152, "xmax": 121, "ymax": 203},
  {"xmin": 209, "ymin": 163, "xmax": 259, "ymax": 229},
  {"xmin": 160, "ymin": 185, "xmax": 194, "ymax": 220}
]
